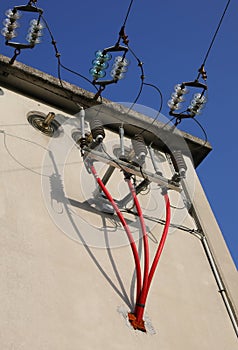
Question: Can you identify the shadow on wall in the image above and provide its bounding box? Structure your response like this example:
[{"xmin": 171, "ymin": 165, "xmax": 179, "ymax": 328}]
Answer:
[
  {"xmin": 48, "ymin": 150, "xmax": 139, "ymax": 311},
  {"xmin": 0, "ymin": 123, "xmax": 137, "ymax": 311},
  {"xmin": 0, "ymin": 112, "xmax": 158, "ymax": 319}
]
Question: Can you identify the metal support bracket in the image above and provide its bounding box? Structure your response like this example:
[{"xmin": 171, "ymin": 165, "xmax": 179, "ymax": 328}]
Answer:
[{"xmin": 83, "ymin": 148, "xmax": 181, "ymax": 192}]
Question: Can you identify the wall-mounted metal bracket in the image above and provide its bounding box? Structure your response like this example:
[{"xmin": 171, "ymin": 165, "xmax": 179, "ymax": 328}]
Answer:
[{"xmin": 83, "ymin": 148, "xmax": 181, "ymax": 192}]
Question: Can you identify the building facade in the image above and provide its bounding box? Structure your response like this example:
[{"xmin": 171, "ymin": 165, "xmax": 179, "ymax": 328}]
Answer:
[{"xmin": 0, "ymin": 54, "xmax": 237, "ymax": 349}]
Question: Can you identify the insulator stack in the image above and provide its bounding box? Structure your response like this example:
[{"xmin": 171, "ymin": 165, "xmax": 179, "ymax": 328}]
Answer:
[
  {"xmin": 90, "ymin": 119, "xmax": 105, "ymax": 143},
  {"xmin": 110, "ymin": 56, "xmax": 129, "ymax": 81},
  {"xmin": 188, "ymin": 93, "xmax": 207, "ymax": 116},
  {"xmin": 171, "ymin": 150, "xmax": 187, "ymax": 178},
  {"xmin": 1, "ymin": 9, "xmax": 20, "ymax": 40},
  {"xmin": 26, "ymin": 19, "xmax": 43, "ymax": 44},
  {"xmin": 131, "ymin": 134, "xmax": 148, "ymax": 165},
  {"xmin": 90, "ymin": 50, "xmax": 112, "ymax": 80},
  {"xmin": 168, "ymin": 84, "xmax": 188, "ymax": 111}
]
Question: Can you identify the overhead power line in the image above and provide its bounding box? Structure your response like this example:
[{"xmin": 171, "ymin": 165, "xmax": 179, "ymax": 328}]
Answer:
[
  {"xmin": 122, "ymin": 0, "xmax": 135, "ymax": 28},
  {"xmin": 198, "ymin": 0, "xmax": 231, "ymax": 78}
]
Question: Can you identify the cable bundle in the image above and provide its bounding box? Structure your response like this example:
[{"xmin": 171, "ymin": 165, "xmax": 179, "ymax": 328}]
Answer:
[{"xmin": 87, "ymin": 161, "xmax": 171, "ymax": 332}]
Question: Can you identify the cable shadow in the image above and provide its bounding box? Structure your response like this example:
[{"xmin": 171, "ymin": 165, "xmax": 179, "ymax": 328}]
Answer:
[
  {"xmin": 130, "ymin": 236, "xmax": 142, "ymax": 309},
  {"xmin": 102, "ymin": 216, "xmax": 132, "ymax": 309},
  {"xmin": 0, "ymin": 129, "xmax": 49, "ymax": 177},
  {"xmin": 67, "ymin": 197, "xmax": 136, "ymax": 226},
  {"xmin": 0, "ymin": 128, "xmax": 82, "ymax": 177},
  {"xmin": 48, "ymin": 151, "xmax": 134, "ymax": 308}
]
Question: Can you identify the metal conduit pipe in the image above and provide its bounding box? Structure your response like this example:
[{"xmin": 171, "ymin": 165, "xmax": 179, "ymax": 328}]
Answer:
[
  {"xmin": 200, "ymin": 235, "xmax": 238, "ymax": 337},
  {"xmin": 179, "ymin": 178, "xmax": 238, "ymax": 337},
  {"xmin": 163, "ymin": 149, "xmax": 238, "ymax": 339},
  {"xmin": 188, "ymin": 213, "xmax": 238, "ymax": 337}
]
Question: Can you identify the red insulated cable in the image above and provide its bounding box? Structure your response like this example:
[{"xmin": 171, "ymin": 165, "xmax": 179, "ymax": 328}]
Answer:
[
  {"xmin": 136, "ymin": 192, "xmax": 171, "ymax": 322},
  {"xmin": 126, "ymin": 179, "xmax": 149, "ymax": 317},
  {"xmin": 147, "ymin": 193, "xmax": 171, "ymax": 291},
  {"xmin": 90, "ymin": 164, "xmax": 142, "ymax": 303}
]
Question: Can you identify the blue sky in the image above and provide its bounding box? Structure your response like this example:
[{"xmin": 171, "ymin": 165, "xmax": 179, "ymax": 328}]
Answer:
[{"xmin": 1, "ymin": 0, "xmax": 237, "ymax": 268}]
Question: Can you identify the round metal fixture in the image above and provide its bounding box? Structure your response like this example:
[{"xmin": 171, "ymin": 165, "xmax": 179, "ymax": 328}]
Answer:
[{"xmin": 27, "ymin": 111, "xmax": 61, "ymax": 137}]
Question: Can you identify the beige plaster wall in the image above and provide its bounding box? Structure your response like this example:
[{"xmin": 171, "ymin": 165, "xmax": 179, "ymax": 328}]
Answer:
[{"xmin": 0, "ymin": 88, "xmax": 237, "ymax": 349}]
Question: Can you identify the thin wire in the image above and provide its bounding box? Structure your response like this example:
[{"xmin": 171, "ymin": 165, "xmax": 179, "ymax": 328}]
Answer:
[
  {"xmin": 160, "ymin": 116, "xmax": 177, "ymax": 130},
  {"xmin": 201, "ymin": 0, "xmax": 231, "ymax": 67},
  {"xmin": 161, "ymin": 114, "xmax": 208, "ymax": 151},
  {"xmin": 101, "ymin": 144, "xmax": 125, "ymax": 174},
  {"xmin": 122, "ymin": 0, "xmax": 135, "ymax": 27},
  {"xmin": 143, "ymin": 83, "xmax": 163, "ymax": 121},
  {"xmin": 132, "ymin": 82, "xmax": 163, "ymax": 140},
  {"xmin": 191, "ymin": 117, "xmax": 208, "ymax": 150},
  {"xmin": 125, "ymin": 45, "xmax": 164, "ymax": 136},
  {"xmin": 193, "ymin": 118, "xmax": 207, "ymax": 141},
  {"xmin": 127, "ymin": 46, "xmax": 163, "ymax": 116},
  {"xmin": 41, "ymin": 15, "xmax": 98, "ymax": 93},
  {"xmin": 123, "ymin": 45, "xmax": 145, "ymax": 113},
  {"xmin": 56, "ymin": 58, "xmax": 65, "ymax": 91},
  {"xmin": 0, "ymin": 130, "xmax": 50, "ymax": 177},
  {"xmin": 115, "ymin": 0, "xmax": 135, "ymax": 47},
  {"xmin": 60, "ymin": 63, "xmax": 98, "ymax": 89},
  {"xmin": 139, "ymin": 165, "xmax": 148, "ymax": 181},
  {"xmin": 41, "ymin": 2, "xmax": 164, "ymax": 143},
  {"xmin": 40, "ymin": 13, "xmax": 104, "ymax": 119},
  {"xmin": 123, "ymin": 208, "xmax": 201, "ymax": 235}
]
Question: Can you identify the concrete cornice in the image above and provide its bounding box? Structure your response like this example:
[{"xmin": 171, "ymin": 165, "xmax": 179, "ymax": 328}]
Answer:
[{"xmin": 0, "ymin": 54, "xmax": 212, "ymax": 167}]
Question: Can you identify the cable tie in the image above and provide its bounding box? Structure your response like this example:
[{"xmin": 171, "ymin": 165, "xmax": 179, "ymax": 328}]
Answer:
[
  {"xmin": 218, "ymin": 289, "xmax": 226, "ymax": 293},
  {"xmin": 136, "ymin": 303, "xmax": 145, "ymax": 308}
]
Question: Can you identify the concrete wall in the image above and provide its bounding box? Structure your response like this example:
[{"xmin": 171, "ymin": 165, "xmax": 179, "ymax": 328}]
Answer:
[{"xmin": 0, "ymin": 87, "xmax": 237, "ymax": 349}]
